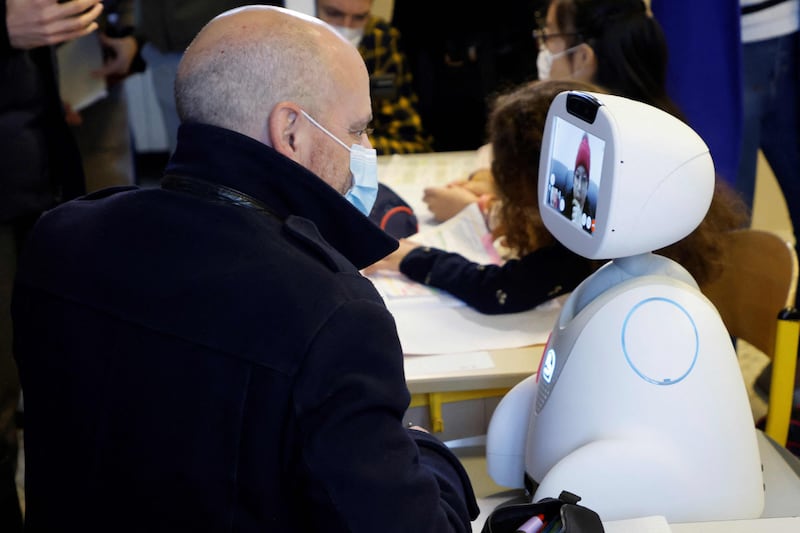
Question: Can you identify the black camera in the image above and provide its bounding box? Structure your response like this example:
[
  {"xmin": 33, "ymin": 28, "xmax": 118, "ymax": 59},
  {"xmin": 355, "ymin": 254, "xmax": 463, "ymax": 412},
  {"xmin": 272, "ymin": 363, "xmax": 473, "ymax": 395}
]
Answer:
[{"xmin": 566, "ymin": 92, "xmax": 601, "ymax": 124}]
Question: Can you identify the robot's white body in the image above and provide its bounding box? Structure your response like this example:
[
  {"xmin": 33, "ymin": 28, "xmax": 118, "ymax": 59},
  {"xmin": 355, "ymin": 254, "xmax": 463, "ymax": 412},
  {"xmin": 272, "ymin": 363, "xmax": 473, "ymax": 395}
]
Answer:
[
  {"xmin": 486, "ymin": 254, "xmax": 764, "ymax": 522},
  {"xmin": 486, "ymin": 91, "xmax": 765, "ymax": 523}
]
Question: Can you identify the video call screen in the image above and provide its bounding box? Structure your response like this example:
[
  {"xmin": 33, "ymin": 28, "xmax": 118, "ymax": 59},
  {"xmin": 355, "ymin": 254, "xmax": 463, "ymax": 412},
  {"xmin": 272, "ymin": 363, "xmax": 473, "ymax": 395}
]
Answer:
[{"xmin": 544, "ymin": 117, "xmax": 606, "ymax": 235}]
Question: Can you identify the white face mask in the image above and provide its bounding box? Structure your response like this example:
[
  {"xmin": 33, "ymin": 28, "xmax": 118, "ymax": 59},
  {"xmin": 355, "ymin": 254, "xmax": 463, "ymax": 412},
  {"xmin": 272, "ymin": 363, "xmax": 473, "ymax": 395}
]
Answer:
[
  {"xmin": 536, "ymin": 44, "xmax": 582, "ymax": 81},
  {"xmin": 301, "ymin": 110, "xmax": 379, "ymax": 216},
  {"xmin": 332, "ymin": 25, "xmax": 364, "ymax": 47}
]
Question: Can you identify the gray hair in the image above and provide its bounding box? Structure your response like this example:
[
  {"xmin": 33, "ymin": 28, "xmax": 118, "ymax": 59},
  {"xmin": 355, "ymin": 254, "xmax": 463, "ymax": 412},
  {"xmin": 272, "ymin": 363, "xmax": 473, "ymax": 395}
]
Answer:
[{"xmin": 175, "ymin": 10, "xmax": 338, "ymax": 139}]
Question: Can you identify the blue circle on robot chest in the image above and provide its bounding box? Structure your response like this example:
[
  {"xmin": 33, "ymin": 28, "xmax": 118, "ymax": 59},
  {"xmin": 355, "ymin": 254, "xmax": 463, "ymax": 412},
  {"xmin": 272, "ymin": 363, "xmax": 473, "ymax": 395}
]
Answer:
[{"xmin": 621, "ymin": 297, "xmax": 699, "ymax": 385}]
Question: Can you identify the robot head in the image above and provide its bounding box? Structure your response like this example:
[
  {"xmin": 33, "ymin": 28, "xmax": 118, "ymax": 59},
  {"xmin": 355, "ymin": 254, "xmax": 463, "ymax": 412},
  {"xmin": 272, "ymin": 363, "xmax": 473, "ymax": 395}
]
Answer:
[{"xmin": 540, "ymin": 92, "xmax": 714, "ymax": 260}]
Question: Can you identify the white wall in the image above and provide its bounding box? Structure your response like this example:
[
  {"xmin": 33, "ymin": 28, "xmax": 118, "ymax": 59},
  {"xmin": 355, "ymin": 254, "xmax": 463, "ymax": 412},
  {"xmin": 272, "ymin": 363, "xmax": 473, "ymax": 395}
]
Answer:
[
  {"xmin": 124, "ymin": 71, "xmax": 169, "ymax": 153},
  {"xmin": 288, "ymin": 0, "xmax": 395, "ymax": 19},
  {"xmin": 284, "ymin": 0, "xmax": 314, "ymax": 15}
]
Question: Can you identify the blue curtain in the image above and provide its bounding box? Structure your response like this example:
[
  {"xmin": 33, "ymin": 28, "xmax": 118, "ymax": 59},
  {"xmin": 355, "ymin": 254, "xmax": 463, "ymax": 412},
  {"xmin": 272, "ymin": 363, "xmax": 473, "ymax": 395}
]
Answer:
[{"xmin": 651, "ymin": 0, "xmax": 742, "ymax": 185}]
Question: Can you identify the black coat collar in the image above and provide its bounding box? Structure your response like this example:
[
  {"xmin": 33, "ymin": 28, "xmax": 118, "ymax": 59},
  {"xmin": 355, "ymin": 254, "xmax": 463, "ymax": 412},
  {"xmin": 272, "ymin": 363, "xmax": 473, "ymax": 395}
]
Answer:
[{"xmin": 165, "ymin": 122, "xmax": 397, "ymax": 269}]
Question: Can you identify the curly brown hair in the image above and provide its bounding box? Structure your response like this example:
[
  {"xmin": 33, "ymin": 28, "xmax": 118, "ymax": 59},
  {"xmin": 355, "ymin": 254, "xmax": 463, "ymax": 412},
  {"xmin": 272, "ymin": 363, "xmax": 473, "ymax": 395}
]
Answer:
[
  {"xmin": 487, "ymin": 79, "xmax": 750, "ymax": 285},
  {"xmin": 489, "ymin": 79, "xmax": 599, "ymax": 256},
  {"xmin": 658, "ymin": 180, "xmax": 750, "ymax": 286}
]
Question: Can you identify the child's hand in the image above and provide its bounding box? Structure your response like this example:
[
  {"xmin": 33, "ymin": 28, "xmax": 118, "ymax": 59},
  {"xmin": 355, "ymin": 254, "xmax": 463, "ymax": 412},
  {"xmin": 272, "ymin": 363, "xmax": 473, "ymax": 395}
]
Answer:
[
  {"xmin": 363, "ymin": 239, "xmax": 421, "ymax": 274},
  {"xmin": 461, "ymin": 168, "xmax": 496, "ymax": 197},
  {"xmin": 423, "ymin": 185, "xmax": 480, "ymax": 222}
]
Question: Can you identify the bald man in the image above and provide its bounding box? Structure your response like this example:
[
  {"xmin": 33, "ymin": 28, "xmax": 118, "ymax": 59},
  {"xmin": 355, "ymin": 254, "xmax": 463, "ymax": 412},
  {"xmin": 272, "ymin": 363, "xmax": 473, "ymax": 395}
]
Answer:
[{"xmin": 11, "ymin": 6, "xmax": 478, "ymax": 532}]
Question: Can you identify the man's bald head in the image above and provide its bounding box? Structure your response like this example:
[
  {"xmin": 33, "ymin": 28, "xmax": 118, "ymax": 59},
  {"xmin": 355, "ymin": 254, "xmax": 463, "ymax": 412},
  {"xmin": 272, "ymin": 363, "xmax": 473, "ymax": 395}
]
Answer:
[{"xmin": 175, "ymin": 5, "xmax": 365, "ymax": 143}]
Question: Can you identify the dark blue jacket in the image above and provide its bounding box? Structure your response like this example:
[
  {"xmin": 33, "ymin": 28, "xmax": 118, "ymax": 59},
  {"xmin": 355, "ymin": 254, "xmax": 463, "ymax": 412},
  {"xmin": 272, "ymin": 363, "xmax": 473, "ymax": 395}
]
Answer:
[
  {"xmin": 12, "ymin": 122, "xmax": 478, "ymax": 532},
  {"xmin": 400, "ymin": 243, "xmax": 594, "ymax": 315}
]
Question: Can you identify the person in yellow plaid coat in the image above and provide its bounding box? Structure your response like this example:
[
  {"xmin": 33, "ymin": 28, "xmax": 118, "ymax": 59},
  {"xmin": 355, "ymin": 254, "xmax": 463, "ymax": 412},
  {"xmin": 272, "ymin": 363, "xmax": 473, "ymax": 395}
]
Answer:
[{"xmin": 316, "ymin": 0, "xmax": 433, "ymax": 154}]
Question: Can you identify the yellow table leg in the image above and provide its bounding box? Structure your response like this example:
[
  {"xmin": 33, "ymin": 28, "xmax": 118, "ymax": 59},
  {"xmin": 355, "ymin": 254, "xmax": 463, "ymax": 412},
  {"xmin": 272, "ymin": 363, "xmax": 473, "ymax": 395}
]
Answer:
[{"xmin": 409, "ymin": 388, "xmax": 511, "ymax": 433}]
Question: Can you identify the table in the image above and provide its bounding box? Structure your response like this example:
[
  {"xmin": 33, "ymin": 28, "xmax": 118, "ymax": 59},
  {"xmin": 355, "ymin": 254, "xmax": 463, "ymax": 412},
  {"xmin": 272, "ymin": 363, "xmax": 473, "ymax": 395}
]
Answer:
[
  {"xmin": 403, "ymin": 346, "xmax": 544, "ymax": 435},
  {"xmin": 377, "ymin": 149, "xmax": 487, "ymax": 228},
  {"xmin": 404, "ymin": 346, "xmax": 544, "ymax": 395},
  {"xmin": 460, "ymin": 430, "xmax": 800, "ymax": 532},
  {"xmin": 378, "ymin": 150, "xmax": 549, "ymax": 436},
  {"xmin": 379, "ymin": 152, "xmax": 800, "ymax": 532}
]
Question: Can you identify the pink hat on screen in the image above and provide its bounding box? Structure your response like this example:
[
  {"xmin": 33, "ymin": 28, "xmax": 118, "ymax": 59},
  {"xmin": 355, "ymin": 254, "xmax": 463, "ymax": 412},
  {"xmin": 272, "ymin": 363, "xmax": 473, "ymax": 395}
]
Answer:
[{"xmin": 575, "ymin": 133, "xmax": 591, "ymax": 174}]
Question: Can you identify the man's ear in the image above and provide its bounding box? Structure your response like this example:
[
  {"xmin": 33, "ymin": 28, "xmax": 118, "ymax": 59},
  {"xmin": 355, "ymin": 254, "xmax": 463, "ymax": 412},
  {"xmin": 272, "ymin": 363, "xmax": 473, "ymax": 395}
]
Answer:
[
  {"xmin": 571, "ymin": 43, "xmax": 598, "ymax": 82},
  {"xmin": 268, "ymin": 103, "xmax": 302, "ymax": 160}
]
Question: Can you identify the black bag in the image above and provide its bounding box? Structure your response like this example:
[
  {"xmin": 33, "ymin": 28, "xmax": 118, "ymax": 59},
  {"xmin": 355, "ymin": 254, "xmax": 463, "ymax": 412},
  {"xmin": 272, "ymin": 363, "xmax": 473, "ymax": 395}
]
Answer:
[{"xmin": 481, "ymin": 490, "xmax": 604, "ymax": 533}]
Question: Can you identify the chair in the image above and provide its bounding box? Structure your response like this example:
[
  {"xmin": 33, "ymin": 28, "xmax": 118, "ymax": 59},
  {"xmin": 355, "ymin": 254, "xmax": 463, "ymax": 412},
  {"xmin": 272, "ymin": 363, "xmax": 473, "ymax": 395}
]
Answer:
[{"xmin": 701, "ymin": 229, "xmax": 800, "ymax": 446}]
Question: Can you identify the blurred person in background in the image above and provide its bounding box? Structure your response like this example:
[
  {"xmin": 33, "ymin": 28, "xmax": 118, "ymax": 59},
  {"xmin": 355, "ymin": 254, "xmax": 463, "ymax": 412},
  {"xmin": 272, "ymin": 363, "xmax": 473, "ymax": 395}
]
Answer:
[
  {"xmin": 101, "ymin": 1, "xmax": 282, "ymax": 156},
  {"xmin": 422, "ymin": 0, "xmax": 687, "ymax": 223},
  {"xmin": 63, "ymin": 0, "xmax": 140, "ymax": 192},
  {"xmin": 1, "ymin": 0, "xmax": 102, "ymax": 529},
  {"xmin": 315, "ymin": 0, "xmax": 433, "ymax": 154},
  {"xmin": 737, "ymin": 0, "xmax": 800, "ymax": 453}
]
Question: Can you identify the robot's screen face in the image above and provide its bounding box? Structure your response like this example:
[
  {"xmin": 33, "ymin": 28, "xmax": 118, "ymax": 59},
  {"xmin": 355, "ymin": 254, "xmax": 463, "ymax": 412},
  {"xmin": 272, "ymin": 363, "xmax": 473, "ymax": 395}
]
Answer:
[{"xmin": 544, "ymin": 117, "xmax": 606, "ymax": 235}]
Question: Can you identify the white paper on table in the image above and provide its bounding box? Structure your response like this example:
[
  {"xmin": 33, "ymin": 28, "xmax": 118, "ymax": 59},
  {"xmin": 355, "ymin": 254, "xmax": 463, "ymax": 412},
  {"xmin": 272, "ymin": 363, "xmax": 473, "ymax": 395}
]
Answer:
[
  {"xmin": 371, "ymin": 150, "xmax": 563, "ymax": 355},
  {"xmin": 475, "ymin": 143, "xmax": 493, "ymax": 169},
  {"xmin": 404, "ymin": 352, "xmax": 495, "ymax": 376},
  {"xmin": 377, "ymin": 151, "xmax": 479, "ymax": 188},
  {"xmin": 368, "ymin": 270, "xmax": 464, "ymax": 308},
  {"xmin": 366, "ymin": 202, "xmax": 500, "ymax": 307},
  {"xmin": 386, "ymin": 296, "xmax": 563, "ymax": 355},
  {"xmin": 377, "ymin": 151, "xmax": 479, "ymax": 228},
  {"xmin": 366, "ymin": 201, "xmax": 564, "ymax": 354},
  {"xmin": 603, "ymin": 516, "xmax": 672, "ymax": 533},
  {"xmin": 407, "ymin": 202, "xmax": 501, "ymax": 265},
  {"xmin": 57, "ymin": 33, "xmax": 107, "ymax": 111}
]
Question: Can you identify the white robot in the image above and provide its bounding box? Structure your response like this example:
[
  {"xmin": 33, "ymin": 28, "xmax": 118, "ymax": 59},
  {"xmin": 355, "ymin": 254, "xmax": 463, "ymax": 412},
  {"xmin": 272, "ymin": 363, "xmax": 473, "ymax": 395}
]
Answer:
[{"xmin": 486, "ymin": 91, "xmax": 764, "ymax": 523}]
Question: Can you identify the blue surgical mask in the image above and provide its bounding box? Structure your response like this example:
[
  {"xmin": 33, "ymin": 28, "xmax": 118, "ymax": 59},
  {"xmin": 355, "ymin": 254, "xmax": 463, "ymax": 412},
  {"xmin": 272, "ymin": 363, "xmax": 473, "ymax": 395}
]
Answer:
[{"xmin": 301, "ymin": 110, "xmax": 379, "ymax": 216}]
